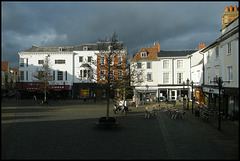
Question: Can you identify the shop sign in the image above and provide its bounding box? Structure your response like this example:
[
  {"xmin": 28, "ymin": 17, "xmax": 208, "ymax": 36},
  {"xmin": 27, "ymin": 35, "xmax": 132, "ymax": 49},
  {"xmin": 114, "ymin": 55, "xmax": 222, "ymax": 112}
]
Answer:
[
  {"xmin": 81, "ymin": 89, "xmax": 90, "ymax": 97},
  {"xmin": 203, "ymin": 87, "xmax": 224, "ymax": 94}
]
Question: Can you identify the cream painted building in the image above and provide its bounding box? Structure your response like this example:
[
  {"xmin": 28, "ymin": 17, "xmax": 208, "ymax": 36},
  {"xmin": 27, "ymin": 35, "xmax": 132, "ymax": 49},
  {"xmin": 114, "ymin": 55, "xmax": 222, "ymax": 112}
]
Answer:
[{"xmin": 201, "ymin": 17, "xmax": 239, "ymax": 120}]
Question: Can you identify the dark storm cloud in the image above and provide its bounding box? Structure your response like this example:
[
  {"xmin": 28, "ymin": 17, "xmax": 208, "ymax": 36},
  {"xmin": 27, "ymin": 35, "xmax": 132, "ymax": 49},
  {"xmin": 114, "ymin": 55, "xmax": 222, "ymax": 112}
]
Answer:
[{"xmin": 2, "ymin": 1, "xmax": 239, "ymax": 67}]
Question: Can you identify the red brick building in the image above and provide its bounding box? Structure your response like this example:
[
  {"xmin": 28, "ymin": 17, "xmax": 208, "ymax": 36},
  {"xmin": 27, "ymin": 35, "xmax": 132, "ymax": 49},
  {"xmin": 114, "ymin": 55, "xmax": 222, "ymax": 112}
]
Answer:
[{"xmin": 96, "ymin": 41, "xmax": 128, "ymax": 99}]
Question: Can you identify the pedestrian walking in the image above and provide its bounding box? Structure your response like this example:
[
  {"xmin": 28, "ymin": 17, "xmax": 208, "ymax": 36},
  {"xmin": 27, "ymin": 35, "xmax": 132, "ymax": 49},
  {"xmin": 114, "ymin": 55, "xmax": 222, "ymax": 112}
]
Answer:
[
  {"xmin": 33, "ymin": 95, "xmax": 37, "ymax": 102},
  {"xmin": 113, "ymin": 103, "xmax": 117, "ymax": 114}
]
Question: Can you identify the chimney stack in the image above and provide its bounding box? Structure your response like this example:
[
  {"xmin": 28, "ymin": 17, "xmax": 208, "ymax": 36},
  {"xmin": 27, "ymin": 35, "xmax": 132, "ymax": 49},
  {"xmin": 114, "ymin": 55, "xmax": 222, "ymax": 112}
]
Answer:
[
  {"xmin": 222, "ymin": 6, "xmax": 239, "ymax": 28},
  {"xmin": 199, "ymin": 43, "xmax": 206, "ymax": 50}
]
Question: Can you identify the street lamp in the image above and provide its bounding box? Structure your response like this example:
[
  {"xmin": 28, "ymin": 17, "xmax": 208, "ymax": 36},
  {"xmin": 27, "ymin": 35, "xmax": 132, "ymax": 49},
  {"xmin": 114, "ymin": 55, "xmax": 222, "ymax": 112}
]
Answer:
[
  {"xmin": 210, "ymin": 76, "xmax": 229, "ymax": 131},
  {"xmin": 145, "ymin": 85, "xmax": 149, "ymax": 104}
]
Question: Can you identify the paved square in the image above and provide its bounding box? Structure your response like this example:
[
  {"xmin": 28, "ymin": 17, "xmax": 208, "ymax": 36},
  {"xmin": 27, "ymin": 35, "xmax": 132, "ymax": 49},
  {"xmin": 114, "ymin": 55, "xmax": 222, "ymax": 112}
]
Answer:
[{"xmin": 1, "ymin": 99, "xmax": 239, "ymax": 159}]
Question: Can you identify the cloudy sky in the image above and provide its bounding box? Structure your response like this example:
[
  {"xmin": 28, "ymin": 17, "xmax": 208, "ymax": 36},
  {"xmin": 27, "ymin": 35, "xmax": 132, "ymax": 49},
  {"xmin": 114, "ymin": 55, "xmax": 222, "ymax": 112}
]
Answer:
[{"xmin": 2, "ymin": 1, "xmax": 238, "ymax": 68}]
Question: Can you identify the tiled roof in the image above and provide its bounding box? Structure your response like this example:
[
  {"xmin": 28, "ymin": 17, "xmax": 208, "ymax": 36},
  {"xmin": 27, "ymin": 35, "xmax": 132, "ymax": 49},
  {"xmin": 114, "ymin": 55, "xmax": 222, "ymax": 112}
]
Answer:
[
  {"xmin": 10, "ymin": 68, "xmax": 19, "ymax": 72},
  {"xmin": 132, "ymin": 45, "xmax": 158, "ymax": 60},
  {"xmin": 1, "ymin": 61, "xmax": 9, "ymax": 71},
  {"xmin": 157, "ymin": 50, "xmax": 197, "ymax": 57}
]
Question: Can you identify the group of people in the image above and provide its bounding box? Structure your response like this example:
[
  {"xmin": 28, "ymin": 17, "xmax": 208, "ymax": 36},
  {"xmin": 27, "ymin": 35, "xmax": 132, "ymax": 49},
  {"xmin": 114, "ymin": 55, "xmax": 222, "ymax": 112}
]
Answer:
[{"xmin": 113, "ymin": 100, "xmax": 128, "ymax": 115}]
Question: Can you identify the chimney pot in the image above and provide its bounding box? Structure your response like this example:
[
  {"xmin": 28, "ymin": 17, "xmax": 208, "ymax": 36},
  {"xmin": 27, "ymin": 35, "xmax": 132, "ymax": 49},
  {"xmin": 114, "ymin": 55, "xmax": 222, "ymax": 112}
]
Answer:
[
  {"xmin": 158, "ymin": 43, "xmax": 160, "ymax": 52},
  {"xmin": 229, "ymin": 6, "xmax": 233, "ymax": 11},
  {"xmin": 225, "ymin": 7, "xmax": 229, "ymax": 12},
  {"xmin": 234, "ymin": 6, "xmax": 238, "ymax": 11},
  {"xmin": 199, "ymin": 42, "xmax": 206, "ymax": 50}
]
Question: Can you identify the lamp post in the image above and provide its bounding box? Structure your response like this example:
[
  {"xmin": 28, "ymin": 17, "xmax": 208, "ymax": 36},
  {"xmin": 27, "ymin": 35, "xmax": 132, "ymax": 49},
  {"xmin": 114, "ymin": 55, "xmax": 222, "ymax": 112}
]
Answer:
[
  {"xmin": 210, "ymin": 76, "xmax": 228, "ymax": 131},
  {"xmin": 145, "ymin": 85, "xmax": 149, "ymax": 104}
]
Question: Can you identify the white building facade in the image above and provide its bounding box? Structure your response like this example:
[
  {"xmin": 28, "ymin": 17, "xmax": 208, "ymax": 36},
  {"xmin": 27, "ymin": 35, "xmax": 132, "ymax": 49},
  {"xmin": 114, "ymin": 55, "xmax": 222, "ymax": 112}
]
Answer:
[
  {"xmin": 201, "ymin": 17, "xmax": 239, "ymax": 120},
  {"xmin": 130, "ymin": 42, "xmax": 198, "ymax": 104},
  {"xmin": 18, "ymin": 44, "xmax": 99, "ymax": 99}
]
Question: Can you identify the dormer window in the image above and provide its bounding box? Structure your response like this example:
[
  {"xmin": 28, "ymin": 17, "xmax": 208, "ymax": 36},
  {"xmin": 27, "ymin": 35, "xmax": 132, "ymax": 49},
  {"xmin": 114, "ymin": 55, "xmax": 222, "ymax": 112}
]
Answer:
[
  {"xmin": 141, "ymin": 52, "xmax": 147, "ymax": 57},
  {"xmin": 83, "ymin": 46, "xmax": 88, "ymax": 51},
  {"xmin": 59, "ymin": 47, "xmax": 63, "ymax": 52}
]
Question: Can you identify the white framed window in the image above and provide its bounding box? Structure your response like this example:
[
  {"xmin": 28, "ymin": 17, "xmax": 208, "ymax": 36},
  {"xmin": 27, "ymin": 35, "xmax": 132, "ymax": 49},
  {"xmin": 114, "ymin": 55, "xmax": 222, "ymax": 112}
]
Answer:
[
  {"xmin": 177, "ymin": 60, "xmax": 183, "ymax": 68},
  {"xmin": 80, "ymin": 69, "xmax": 91, "ymax": 78},
  {"xmin": 227, "ymin": 66, "xmax": 233, "ymax": 81},
  {"xmin": 38, "ymin": 60, "xmax": 44, "ymax": 65},
  {"xmin": 79, "ymin": 56, "xmax": 83, "ymax": 62},
  {"xmin": 147, "ymin": 73, "xmax": 152, "ymax": 81},
  {"xmin": 141, "ymin": 52, "xmax": 147, "ymax": 57},
  {"xmin": 110, "ymin": 70, "xmax": 114, "ymax": 80},
  {"xmin": 177, "ymin": 73, "xmax": 183, "ymax": 84},
  {"xmin": 163, "ymin": 60, "xmax": 169, "ymax": 69},
  {"xmin": 163, "ymin": 73, "xmax": 169, "ymax": 84},
  {"xmin": 87, "ymin": 56, "xmax": 92, "ymax": 62},
  {"xmin": 20, "ymin": 58, "xmax": 24, "ymax": 67},
  {"xmin": 137, "ymin": 62, "xmax": 142, "ymax": 69},
  {"xmin": 55, "ymin": 60, "xmax": 65, "ymax": 64},
  {"xmin": 57, "ymin": 71, "xmax": 63, "ymax": 80},
  {"xmin": 227, "ymin": 42, "xmax": 231, "ymax": 55},
  {"xmin": 117, "ymin": 56, "xmax": 123, "ymax": 66},
  {"xmin": 147, "ymin": 62, "xmax": 151, "ymax": 69},
  {"xmin": 117, "ymin": 70, "xmax": 123, "ymax": 80},
  {"xmin": 100, "ymin": 56, "xmax": 105, "ymax": 66},
  {"xmin": 100, "ymin": 70, "xmax": 105, "ymax": 80},
  {"xmin": 109, "ymin": 56, "xmax": 114, "ymax": 66},
  {"xmin": 20, "ymin": 71, "xmax": 24, "ymax": 80}
]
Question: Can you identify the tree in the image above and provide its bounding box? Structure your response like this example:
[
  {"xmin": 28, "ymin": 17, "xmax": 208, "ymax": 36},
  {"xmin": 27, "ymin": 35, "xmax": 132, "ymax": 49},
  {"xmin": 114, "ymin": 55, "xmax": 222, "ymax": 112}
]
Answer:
[
  {"xmin": 32, "ymin": 55, "xmax": 52, "ymax": 103},
  {"xmin": 97, "ymin": 31, "xmax": 127, "ymax": 119}
]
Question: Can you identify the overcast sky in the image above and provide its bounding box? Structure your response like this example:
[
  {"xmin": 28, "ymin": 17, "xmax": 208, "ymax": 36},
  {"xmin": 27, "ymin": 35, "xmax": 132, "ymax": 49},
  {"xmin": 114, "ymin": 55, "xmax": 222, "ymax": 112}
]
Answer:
[{"xmin": 2, "ymin": 1, "xmax": 239, "ymax": 68}]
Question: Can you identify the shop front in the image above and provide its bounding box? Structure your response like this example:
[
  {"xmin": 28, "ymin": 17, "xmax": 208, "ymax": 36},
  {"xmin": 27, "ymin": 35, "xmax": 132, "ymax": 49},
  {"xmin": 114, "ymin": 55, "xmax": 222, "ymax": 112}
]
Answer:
[{"xmin": 72, "ymin": 83, "xmax": 96, "ymax": 100}]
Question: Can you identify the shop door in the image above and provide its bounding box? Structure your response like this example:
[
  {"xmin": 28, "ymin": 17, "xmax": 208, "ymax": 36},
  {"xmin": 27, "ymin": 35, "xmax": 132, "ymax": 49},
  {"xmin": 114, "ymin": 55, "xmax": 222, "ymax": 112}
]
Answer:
[{"xmin": 171, "ymin": 90, "xmax": 177, "ymax": 101}]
